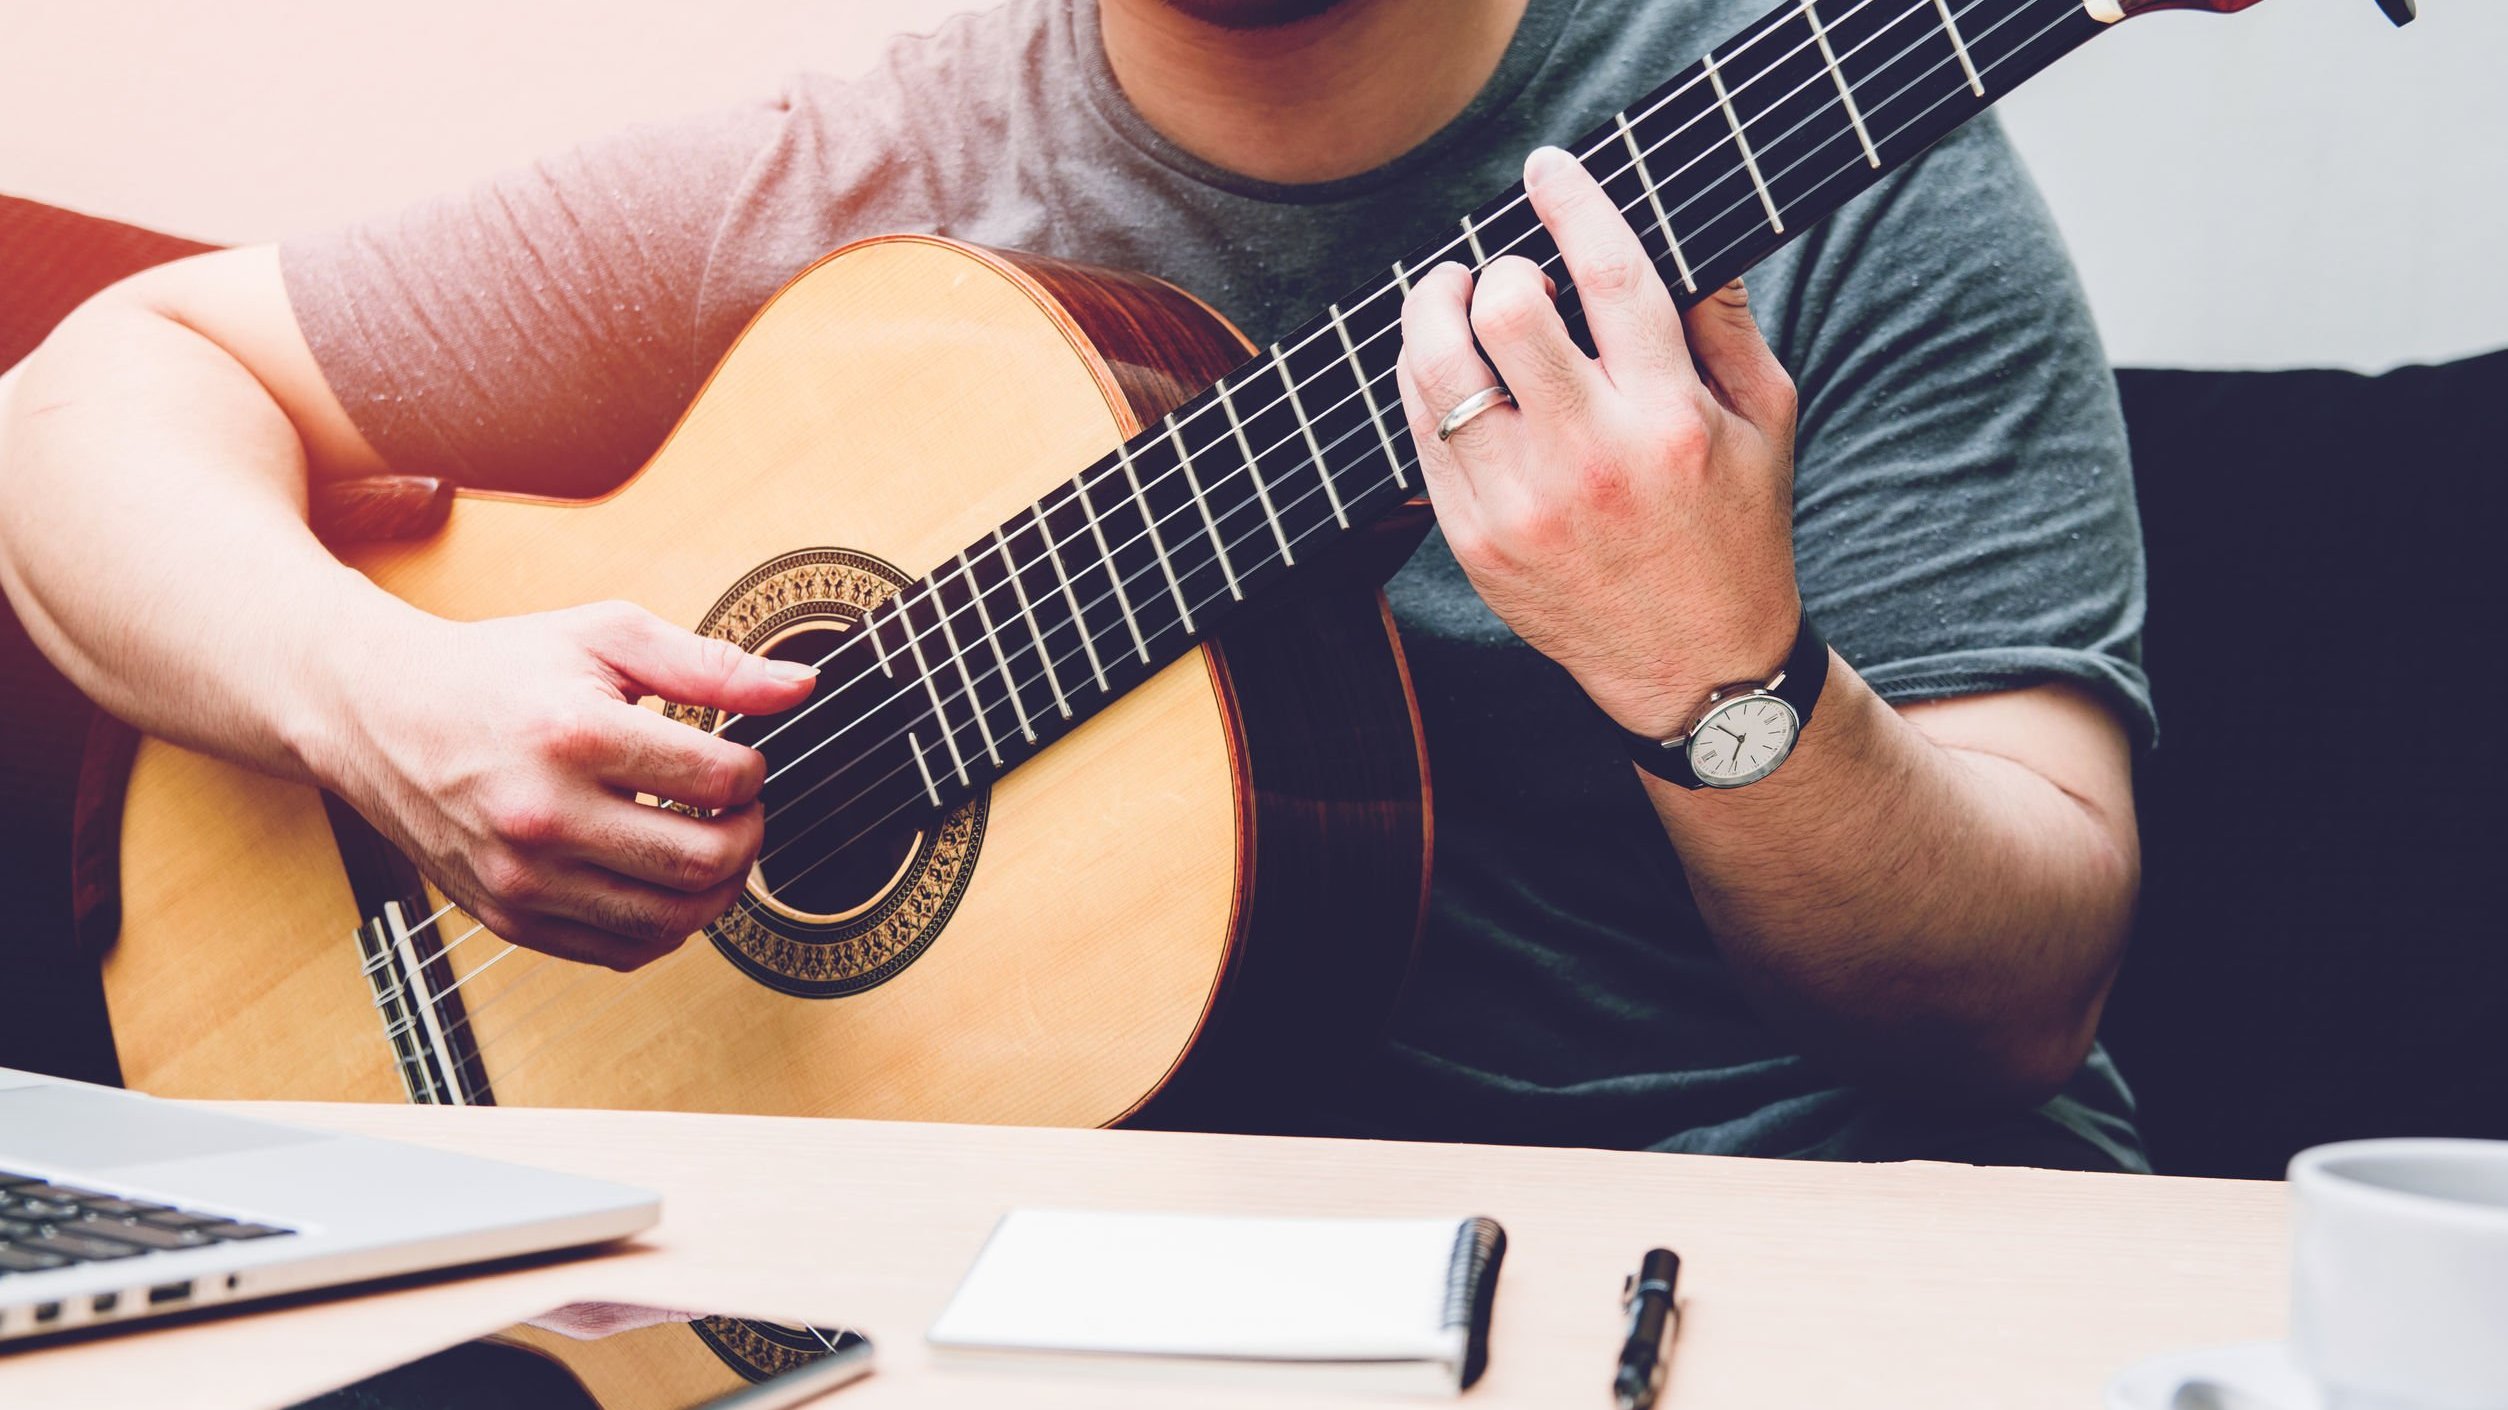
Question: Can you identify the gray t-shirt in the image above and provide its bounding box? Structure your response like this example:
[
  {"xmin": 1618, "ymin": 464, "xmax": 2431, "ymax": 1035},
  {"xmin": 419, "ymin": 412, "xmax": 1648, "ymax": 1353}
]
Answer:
[{"xmin": 285, "ymin": 0, "xmax": 2153, "ymax": 1167}]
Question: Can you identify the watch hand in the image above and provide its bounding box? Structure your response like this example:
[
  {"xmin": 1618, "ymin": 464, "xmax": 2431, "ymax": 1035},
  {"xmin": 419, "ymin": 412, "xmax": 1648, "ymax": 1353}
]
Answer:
[{"xmin": 1714, "ymin": 724, "xmax": 1745, "ymax": 744}]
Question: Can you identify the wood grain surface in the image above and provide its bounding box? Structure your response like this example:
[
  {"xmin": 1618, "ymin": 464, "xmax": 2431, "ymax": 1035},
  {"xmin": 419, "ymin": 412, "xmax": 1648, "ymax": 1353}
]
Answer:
[{"xmin": 0, "ymin": 1102, "xmax": 2292, "ymax": 1409}]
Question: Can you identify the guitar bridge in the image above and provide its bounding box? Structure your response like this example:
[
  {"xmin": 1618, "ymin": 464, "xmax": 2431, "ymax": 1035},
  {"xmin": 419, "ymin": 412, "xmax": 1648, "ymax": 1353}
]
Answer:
[{"xmin": 354, "ymin": 901, "xmax": 491, "ymax": 1106}]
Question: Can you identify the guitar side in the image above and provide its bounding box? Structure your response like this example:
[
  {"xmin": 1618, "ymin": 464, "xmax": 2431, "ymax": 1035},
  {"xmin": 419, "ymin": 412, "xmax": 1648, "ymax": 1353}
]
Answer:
[{"xmin": 97, "ymin": 237, "xmax": 1427, "ymax": 1127}]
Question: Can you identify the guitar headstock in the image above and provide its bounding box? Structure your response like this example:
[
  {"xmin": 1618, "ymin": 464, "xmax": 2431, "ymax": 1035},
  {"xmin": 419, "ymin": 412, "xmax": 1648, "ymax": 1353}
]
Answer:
[{"xmin": 2102, "ymin": 0, "xmax": 2415, "ymax": 23}]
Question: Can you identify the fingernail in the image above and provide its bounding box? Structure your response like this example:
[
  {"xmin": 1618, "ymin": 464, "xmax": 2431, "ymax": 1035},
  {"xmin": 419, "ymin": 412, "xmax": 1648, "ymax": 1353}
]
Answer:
[
  {"xmin": 1721, "ymin": 277, "xmax": 1749, "ymax": 304},
  {"xmin": 1524, "ymin": 146, "xmax": 1575, "ymax": 187},
  {"xmin": 764, "ymin": 659, "xmax": 818, "ymax": 684}
]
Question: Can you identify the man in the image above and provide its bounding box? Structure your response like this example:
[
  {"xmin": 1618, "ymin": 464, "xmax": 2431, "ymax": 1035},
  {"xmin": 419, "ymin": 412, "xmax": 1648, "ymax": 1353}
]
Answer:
[{"xmin": 0, "ymin": 0, "xmax": 2149, "ymax": 1168}]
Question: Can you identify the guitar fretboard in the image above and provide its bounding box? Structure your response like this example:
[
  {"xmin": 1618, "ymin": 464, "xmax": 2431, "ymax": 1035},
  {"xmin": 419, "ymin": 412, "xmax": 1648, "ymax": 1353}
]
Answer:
[{"xmin": 732, "ymin": 0, "xmax": 2109, "ymax": 873}]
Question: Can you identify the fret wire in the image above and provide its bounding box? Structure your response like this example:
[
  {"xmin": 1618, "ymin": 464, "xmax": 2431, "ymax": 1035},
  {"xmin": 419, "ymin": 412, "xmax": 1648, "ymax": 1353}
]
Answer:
[
  {"xmin": 1703, "ymin": 53, "xmax": 1786, "ymax": 234},
  {"xmin": 1071, "ymin": 470, "xmax": 1152, "ymax": 664},
  {"xmin": 757, "ymin": 594, "xmax": 907, "ymax": 772},
  {"xmin": 863, "ymin": 610, "xmax": 894, "ymax": 677},
  {"xmin": 1270, "ymin": 344, "xmax": 1349, "ymax": 528},
  {"xmin": 1727, "ymin": 8, "xmax": 1871, "ymax": 230},
  {"xmin": 747, "ymin": 0, "xmax": 2049, "ymax": 808},
  {"xmin": 822, "ymin": 0, "xmax": 1964, "ymax": 759},
  {"xmin": 1672, "ymin": 0, "xmax": 1958, "ymax": 246},
  {"xmin": 1567, "ymin": 0, "xmax": 2059, "ymax": 320},
  {"xmin": 1110, "ymin": 0, "xmax": 1898, "ymax": 484},
  {"xmin": 1826, "ymin": 0, "xmax": 1965, "ymax": 144},
  {"xmin": 1036, "ymin": 500, "xmax": 1109, "ymax": 692},
  {"xmin": 926, "ymin": 579, "xmax": 1001, "ymax": 767},
  {"xmin": 1115, "ymin": 439, "xmax": 1195, "ymax": 633},
  {"xmin": 1804, "ymin": 0, "xmax": 1883, "ymax": 167},
  {"xmin": 755, "ymin": 0, "xmax": 2088, "ymax": 881},
  {"xmin": 1564, "ymin": 0, "xmax": 2076, "ymax": 323},
  {"xmin": 899, "ymin": 607, "xmax": 971, "ymax": 786},
  {"xmin": 959, "ymin": 548, "xmax": 1035, "ymax": 744},
  {"xmin": 1167, "ymin": 414, "xmax": 1244, "ymax": 599},
  {"xmin": 736, "ymin": 604, "xmax": 895, "ymax": 754},
  {"xmin": 1614, "ymin": 112, "xmax": 1698, "ymax": 293},
  {"xmin": 986, "ymin": 0, "xmax": 1890, "ymax": 556},
  {"xmin": 995, "ymin": 524, "xmax": 1071, "ymax": 718},
  {"xmin": 750, "ymin": 673, "xmax": 937, "ymax": 843},
  {"xmin": 789, "ymin": 0, "xmax": 1970, "ymax": 772},
  {"xmin": 907, "ymin": 731, "xmax": 942, "ymax": 808},
  {"xmin": 1332, "ymin": 304, "xmax": 1409, "ymax": 488},
  {"xmin": 1213, "ymin": 378, "xmax": 1296, "ymax": 563},
  {"xmin": 1930, "ymin": 0, "xmax": 1986, "ymax": 95},
  {"xmin": 1460, "ymin": 216, "xmax": 1488, "ymax": 268},
  {"xmin": 1257, "ymin": 0, "xmax": 1862, "ymax": 358}
]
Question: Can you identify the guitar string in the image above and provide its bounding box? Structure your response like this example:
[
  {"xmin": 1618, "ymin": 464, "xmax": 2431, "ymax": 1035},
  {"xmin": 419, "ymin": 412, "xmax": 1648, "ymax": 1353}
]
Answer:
[
  {"xmin": 372, "ymin": 900, "xmax": 458, "ymax": 962},
  {"xmin": 375, "ymin": 0, "xmax": 1944, "ymax": 991},
  {"xmin": 404, "ymin": 0, "xmax": 2076, "ymax": 1086},
  {"xmin": 376, "ymin": 925, "xmax": 503, "ymax": 1043},
  {"xmin": 731, "ymin": 0, "xmax": 1988, "ymax": 813},
  {"xmin": 399, "ymin": 928, "xmax": 634, "ymax": 1085},
  {"xmin": 756, "ymin": 0, "xmax": 2071, "ymax": 892},
  {"xmin": 441, "ymin": 0, "xmax": 2081, "ymax": 1094},
  {"xmin": 740, "ymin": 0, "xmax": 2031, "ymax": 857},
  {"xmin": 712, "ymin": 0, "xmax": 1930, "ymax": 760},
  {"xmin": 713, "ymin": 0, "xmax": 1904, "ymax": 757},
  {"xmin": 401, "ymin": 0, "xmax": 2064, "ymax": 1078}
]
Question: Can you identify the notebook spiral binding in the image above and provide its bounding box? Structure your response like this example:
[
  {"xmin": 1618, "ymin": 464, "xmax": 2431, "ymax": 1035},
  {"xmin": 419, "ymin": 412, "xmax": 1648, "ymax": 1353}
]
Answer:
[{"xmin": 1442, "ymin": 1215, "xmax": 1509, "ymax": 1389}]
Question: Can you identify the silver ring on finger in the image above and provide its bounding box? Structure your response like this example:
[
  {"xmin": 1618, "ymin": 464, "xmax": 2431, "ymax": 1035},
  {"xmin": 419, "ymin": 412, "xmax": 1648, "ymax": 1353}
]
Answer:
[{"xmin": 1435, "ymin": 384, "xmax": 1516, "ymax": 442}]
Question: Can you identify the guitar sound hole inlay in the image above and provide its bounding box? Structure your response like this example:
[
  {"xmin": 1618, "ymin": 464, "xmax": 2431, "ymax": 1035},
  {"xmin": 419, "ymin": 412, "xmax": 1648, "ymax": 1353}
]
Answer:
[{"xmin": 667, "ymin": 548, "xmax": 987, "ymax": 999}]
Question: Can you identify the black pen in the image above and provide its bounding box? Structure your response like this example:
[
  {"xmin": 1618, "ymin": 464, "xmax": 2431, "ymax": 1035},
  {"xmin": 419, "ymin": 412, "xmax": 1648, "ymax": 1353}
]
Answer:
[{"xmin": 1613, "ymin": 1247, "xmax": 1680, "ymax": 1410}]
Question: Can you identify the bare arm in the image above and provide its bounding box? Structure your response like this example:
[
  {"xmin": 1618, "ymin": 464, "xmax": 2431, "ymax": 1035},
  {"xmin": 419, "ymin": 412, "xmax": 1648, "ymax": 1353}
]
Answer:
[
  {"xmin": 1396, "ymin": 149, "xmax": 2135, "ymax": 1105},
  {"xmin": 0, "ymin": 248, "xmax": 391, "ymax": 774},
  {"xmin": 1645, "ymin": 675, "xmax": 2135, "ymax": 1104},
  {"xmin": 0, "ymin": 248, "xmax": 812, "ymax": 967}
]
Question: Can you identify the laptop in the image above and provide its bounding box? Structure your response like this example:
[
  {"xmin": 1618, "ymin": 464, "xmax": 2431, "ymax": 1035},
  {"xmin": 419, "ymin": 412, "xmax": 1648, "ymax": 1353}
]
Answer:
[{"xmin": 0, "ymin": 1066, "xmax": 658, "ymax": 1342}]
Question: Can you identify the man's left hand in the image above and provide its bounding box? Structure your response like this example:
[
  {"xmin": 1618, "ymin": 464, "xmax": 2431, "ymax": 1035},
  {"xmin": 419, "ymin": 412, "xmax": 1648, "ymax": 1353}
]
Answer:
[{"xmin": 1396, "ymin": 144, "xmax": 1803, "ymax": 740}]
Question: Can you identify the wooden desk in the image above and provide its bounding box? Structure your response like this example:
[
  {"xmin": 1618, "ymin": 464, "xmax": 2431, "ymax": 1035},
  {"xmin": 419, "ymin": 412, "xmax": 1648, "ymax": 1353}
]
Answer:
[{"xmin": 0, "ymin": 1103, "xmax": 2288, "ymax": 1408}]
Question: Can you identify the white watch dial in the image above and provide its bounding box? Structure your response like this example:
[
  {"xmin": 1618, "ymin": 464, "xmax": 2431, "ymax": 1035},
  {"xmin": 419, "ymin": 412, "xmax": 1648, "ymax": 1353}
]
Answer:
[{"xmin": 1687, "ymin": 694, "xmax": 1800, "ymax": 788}]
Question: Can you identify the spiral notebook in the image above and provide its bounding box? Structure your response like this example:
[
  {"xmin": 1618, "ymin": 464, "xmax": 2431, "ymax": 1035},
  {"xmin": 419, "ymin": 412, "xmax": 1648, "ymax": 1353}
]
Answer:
[{"xmin": 927, "ymin": 1209, "xmax": 1508, "ymax": 1396}]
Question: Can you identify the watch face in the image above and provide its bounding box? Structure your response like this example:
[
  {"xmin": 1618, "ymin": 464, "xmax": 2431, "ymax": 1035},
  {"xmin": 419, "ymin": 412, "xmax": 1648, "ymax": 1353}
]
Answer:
[{"xmin": 1687, "ymin": 693, "xmax": 1800, "ymax": 788}]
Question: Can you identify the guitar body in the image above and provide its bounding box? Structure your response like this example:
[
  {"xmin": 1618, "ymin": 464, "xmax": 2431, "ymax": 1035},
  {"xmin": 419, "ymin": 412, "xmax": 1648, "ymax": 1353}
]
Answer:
[{"xmin": 96, "ymin": 237, "xmax": 1430, "ymax": 1128}]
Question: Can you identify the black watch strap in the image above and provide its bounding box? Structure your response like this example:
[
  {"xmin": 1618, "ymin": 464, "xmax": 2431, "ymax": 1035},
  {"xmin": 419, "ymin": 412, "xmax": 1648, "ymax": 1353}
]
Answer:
[{"xmin": 1625, "ymin": 610, "xmax": 1830, "ymax": 789}]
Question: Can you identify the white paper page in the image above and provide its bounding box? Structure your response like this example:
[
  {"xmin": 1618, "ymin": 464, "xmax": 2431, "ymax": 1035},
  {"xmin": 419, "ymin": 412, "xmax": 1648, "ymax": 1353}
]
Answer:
[{"xmin": 928, "ymin": 1210, "xmax": 1468, "ymax": 1363}]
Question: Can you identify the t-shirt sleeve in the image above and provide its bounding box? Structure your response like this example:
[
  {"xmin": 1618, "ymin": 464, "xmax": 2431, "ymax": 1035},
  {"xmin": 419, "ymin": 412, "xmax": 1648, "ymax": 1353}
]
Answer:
[
  {"xmin": 280, "ymin": 96, "xmax": 790, "ymax": 498},
  {"xmin": 1775, "ymin": 115, "xmax": 2155, "ymax": 748}
]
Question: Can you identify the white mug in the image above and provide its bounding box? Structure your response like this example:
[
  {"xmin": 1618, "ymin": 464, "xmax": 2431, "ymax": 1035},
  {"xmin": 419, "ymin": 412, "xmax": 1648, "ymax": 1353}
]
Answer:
[{"xmin": 2289, "ymin": 1138, "xmax": 2508, "ymax": 1410}]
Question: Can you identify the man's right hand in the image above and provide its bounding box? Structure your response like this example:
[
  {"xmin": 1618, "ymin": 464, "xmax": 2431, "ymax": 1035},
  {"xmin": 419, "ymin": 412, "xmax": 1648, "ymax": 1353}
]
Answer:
[
  {"xmin": 0, "ymin": 249, "xmax": 814, "ymax": 972},
  {"xmin": 308, "ymin": 599, "xmax": 818, "ymax": 971}
]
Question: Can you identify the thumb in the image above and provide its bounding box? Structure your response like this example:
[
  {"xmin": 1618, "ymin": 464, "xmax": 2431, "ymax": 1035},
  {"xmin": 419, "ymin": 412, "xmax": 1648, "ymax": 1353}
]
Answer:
[
  {"xmin": 1681, "ymin": 278, "xmax": 1795, "ymax": 429},
  {"xmin": 582, "ymin": 602, "xmax": 819, "ymax": 715}
]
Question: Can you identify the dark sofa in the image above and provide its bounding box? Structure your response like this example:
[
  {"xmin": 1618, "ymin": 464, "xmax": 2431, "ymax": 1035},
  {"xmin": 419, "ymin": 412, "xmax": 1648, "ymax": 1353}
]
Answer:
[
  {"xmin": 2, "ymin": 194, "xmax": 2501, "ymax": 1178},
  {"xmin": 2101, "ymin": 355, "xmax": 2508, "ymax": 1177}
]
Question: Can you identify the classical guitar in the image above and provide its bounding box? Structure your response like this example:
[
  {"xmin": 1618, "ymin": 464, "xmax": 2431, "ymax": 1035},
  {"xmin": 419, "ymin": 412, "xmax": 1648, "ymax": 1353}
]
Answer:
[{"xmin": 88, "ymin": 0, "xmax": 2411, "ymax": 1124}]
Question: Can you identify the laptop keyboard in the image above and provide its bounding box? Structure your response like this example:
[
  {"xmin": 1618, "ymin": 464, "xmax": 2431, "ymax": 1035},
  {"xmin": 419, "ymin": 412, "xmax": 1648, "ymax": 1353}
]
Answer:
[{"xmin": 0, "ymin": 1170, "xmax": 294, "ymax": 1276}]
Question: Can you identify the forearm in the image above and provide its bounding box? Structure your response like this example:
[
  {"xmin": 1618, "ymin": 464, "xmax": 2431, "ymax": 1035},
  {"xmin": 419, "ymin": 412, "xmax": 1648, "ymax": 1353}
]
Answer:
[
  {"xmin": 0, "ymin": 292, "xmax": 401, "ymax": 782},
  {"xmin": 1645, "ymin": 664, "xmax": 2138, "ymax": 1102}
]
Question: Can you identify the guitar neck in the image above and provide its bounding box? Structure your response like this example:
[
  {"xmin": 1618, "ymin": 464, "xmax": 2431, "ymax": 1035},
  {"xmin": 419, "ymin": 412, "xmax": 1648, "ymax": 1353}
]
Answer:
[{"xmin": 749, "ymin": 0, "xmax": 2111, "ymax": 849}]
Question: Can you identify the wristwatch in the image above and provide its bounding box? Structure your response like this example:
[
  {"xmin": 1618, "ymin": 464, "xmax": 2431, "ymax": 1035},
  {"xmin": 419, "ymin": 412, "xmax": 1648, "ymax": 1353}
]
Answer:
[{"xmin": 1624, "ymin": 610, "xmax": 1830, "ymax": 790}]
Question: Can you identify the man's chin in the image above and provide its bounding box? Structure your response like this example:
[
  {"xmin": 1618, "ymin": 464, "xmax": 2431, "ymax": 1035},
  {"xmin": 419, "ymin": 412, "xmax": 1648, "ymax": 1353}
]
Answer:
[{"xmin": 1156, "ymin": 0, "xmax": 1355, "ymax": 30}]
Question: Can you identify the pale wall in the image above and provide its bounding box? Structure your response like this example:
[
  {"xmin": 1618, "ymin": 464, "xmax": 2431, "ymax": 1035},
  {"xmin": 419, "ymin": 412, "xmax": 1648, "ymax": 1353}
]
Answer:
[
  {"xmin": 2, "ymin": 0, "xmax": 2499, "ymax": 372},
  {"xmin": 1994, "ymin": 0, "xmax": 2508, "ymax": 372}
]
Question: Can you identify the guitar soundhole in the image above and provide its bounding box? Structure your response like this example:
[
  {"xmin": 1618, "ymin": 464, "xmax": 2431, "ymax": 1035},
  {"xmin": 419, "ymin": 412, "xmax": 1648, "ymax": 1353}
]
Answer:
[
  {"xmin": 747, "ymin": 625, "xmax": 920, "ymax": 923},
  {"xmin": 671, "ymin": 545, "xmax": 986, "ymax": 999}
]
